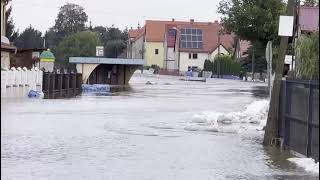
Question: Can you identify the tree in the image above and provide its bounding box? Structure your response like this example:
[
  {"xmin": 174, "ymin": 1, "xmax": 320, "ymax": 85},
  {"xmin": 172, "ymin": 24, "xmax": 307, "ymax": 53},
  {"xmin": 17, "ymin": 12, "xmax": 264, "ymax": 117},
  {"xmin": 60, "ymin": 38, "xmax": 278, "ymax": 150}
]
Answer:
[
  {"xmin": 51, "ymin": 3, "xmax": 88, "ymax": 46},
  {"xmin": 5, "ymin": 5, "xmax": 18, "ymax": 42},
  {"xmin": 44, "ymin": 27, "xmax": 58, "ymax": 49},
  {"xmin": 93, "ymin": 26, "xmax": 128, "ymax": 58},
  {"xmin": 240, "ymin": 42, "xmax": 267, "ymax": 74},
  {"xmin": 303, "ymin": 0, "xmax": 319, "ymax": 6},
  {"xmin": 54, "ymin": 31, "xmax": 101, "ymax": 66},
  {"xmin": 218, "ymin": 0, "xmax": 286, "ymax": 78},
  {"xmin": 105, "ymin": 39, "xmax": 126, "ymax": 58},
  {"xmin": 218, "ymin": 0, "xmax": 286, "ymax": 45},
  {"xmin": 14, "ymin": 26, "xmax": 43, "ymax": 49}
]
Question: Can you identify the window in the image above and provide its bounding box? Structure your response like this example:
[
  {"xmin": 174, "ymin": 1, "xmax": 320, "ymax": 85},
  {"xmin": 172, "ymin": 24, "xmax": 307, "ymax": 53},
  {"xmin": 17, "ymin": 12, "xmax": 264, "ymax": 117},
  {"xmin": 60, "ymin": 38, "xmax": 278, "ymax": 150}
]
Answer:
[
  {"xmin": 189, "ymin": 53, "xmax": 198, "ymax": 59},
  {"xmin": 155, "ymin": 49, "xmax": 159, "ymax": 55},
  {"xmin": 168, "ymin": 29, "xmax": 176, "ymax": 36},
  {"xmin": 180, "ymin": 28, "xmax": 203, "ymax": 49},
  {"xmin": 192, "ymin": 53, "xmax": 198, "ymax": 59}
]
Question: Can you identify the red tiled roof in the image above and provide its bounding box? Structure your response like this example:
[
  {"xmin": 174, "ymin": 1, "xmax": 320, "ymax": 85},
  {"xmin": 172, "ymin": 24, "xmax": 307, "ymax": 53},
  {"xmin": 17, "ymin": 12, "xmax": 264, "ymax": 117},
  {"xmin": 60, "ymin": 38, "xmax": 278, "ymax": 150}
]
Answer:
[
  {"xmin": 128, "ymin": 27, "xmax": 145, "ymax": 41},
  {"xmin": 130, "ymin": 20, "xmax": 235, "ymax": 53},
  {"xmin": 299, "ymin": 6, "xmax": 319, "ymax": 32}
]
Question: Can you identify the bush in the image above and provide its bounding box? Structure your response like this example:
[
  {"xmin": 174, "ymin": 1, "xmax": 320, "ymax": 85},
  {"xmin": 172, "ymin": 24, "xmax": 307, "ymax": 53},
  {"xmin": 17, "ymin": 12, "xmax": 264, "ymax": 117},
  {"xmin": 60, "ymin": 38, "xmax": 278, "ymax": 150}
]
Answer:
[
  {"xmin": 150, "ymin": 64, "xmax": 160, "ymax": 74},
  {"xmin": 213, "ymin": 55, "xmax": 241, "ymax": 76},
  {"xmin": 203, "ymin": 59, "xmax": 213, "ymax": 71},
  {"xmin": 295, "ymin": 31, "xmax": 319, "ymax": 80}
]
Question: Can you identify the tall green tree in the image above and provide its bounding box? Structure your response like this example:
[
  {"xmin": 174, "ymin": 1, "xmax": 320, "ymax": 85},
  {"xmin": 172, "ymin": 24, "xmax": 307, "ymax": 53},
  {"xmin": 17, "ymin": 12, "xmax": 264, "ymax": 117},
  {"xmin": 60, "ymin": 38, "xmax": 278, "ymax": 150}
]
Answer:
[
  {"xmin": 46, "ymin": 3, "xmax": 88, "ymax": 48},
  {"xmin": 218, "ymin": 0, "xmax": 286, "ymax": 45},
  {"xmin": 54, "ymin": 31, "xmax": 101, "ymax": 65},
  {"xmin": 5, "ymin": 5, "xmax": 18, "ymax": 42},
  {"xmin": 14, "ymin": 25, "xmax": 43, "ymax": 49},
  {"xmin": 93, "ymin": 26, "xmax": 128, "ymax": 58},
  {"xmin": 218, "ymin": 0, "xmax": 286, "ymax": 76},
  {"xmin": 44, "ymin": 27, "xmax": 57, "ymax": 49}
]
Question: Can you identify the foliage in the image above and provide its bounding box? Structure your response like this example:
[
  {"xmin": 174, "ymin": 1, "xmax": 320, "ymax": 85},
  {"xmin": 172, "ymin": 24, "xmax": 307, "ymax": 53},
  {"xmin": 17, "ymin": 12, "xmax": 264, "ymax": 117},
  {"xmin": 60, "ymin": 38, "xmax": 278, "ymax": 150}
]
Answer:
[
  {"xmin": 14, "ymin": 26, "xmax": 43, "ymax": 49},
  {"xmin": 45, "ymin": 3, "xmax": 88, "ymax": 48},
  {"xmin": 150, "ymin": 65, "xmax": 160, "ymax": 74},
  {"xmin": 54, "ymin": 31, "xmax": 101, "ymax": 66},
  {"xmin": 93, "ymin": 26, "xmax": 128, "ymax": 58},
  {"xmin": 303, "ymin": 0, "xmax": 319, "ymax": 6},
  {"xmin": 44, "ymin": 28, "xmax": 58, "ymax": 49},
  {"xmin": 295, "ymin": 31, "xmax": 319, "ymax": 80},
  {"xmin": 212, "ymin": 55, "xmax": 241, "ymax": 76},
  {"xmin": 5, "ymin": 5, "xmax": 18, "ymax": 42},
  {"xmin": 203, "ymin": 59, "xmax": 213, "ymax": 71},
  {"xmin": 240, "ymin": 42, "xmax": 267, "ymax": 74},
  {"xmin": 218, "ymin": 0, "xmax": 286, "ymax": 45}
]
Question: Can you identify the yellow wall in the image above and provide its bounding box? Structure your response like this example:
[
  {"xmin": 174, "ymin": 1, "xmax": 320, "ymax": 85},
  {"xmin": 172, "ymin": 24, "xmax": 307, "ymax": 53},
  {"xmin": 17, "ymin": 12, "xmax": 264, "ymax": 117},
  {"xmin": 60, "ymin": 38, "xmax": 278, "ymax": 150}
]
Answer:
[
  {"xmin": 1, "ymin": 0, "xmax": 5, "ymax": 36},
  {"xmin": 145, "ymin": 42, "xmax": 164, "ymax": 68}
]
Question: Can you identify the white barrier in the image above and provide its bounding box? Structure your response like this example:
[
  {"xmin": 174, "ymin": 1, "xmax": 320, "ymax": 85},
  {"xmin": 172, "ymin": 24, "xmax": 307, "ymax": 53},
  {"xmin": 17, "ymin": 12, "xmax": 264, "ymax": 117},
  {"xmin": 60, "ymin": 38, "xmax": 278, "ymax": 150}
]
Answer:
[
  {"xmin": 1, "ymin": 67, "xmax": 43, "ymax": 89},
  {"xmin": 1, "ymin": 71, "xmax": 8, "ymax": 89}
]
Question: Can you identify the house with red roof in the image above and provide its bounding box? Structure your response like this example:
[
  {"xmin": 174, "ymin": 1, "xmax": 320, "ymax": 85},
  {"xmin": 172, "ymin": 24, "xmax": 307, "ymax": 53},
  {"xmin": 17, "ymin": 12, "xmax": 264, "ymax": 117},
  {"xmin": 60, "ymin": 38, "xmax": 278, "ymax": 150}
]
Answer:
[{"xmin": 127, "ymin": 19, "xmax": 247, "ymax": 73}]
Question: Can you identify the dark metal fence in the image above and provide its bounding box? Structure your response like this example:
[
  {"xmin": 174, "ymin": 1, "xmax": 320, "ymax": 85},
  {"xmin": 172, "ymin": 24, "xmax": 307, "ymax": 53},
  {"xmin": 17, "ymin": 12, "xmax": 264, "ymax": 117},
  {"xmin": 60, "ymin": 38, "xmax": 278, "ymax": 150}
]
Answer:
[
  {"xmin": 279, "ymin": 79, "xmax": 319, "ymax": 161},
  {"xmin": 42, "ymin": 72, "xmax": 82, "ymax": 99}
]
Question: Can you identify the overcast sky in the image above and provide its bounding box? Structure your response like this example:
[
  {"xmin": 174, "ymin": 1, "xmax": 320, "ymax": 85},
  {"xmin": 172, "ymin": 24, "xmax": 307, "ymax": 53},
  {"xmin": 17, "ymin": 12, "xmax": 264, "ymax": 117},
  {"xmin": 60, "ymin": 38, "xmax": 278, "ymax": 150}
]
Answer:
[{"xmin": 10, "ymin": 0, "xmax": 221, "ymax": 34}]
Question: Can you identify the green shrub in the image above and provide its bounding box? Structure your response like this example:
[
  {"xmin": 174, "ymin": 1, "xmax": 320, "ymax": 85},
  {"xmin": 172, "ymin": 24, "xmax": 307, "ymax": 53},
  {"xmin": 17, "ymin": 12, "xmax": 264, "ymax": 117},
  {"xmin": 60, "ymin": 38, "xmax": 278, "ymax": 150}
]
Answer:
[
  {"xmin": 213, "ymin": 55, "xmax": 241, "ymax": 76},
  {"xmin": 203, "ymin": 59, "xmax": 213, "ymax": 71},
  {"xmin": 295, "ymin": 31, "xmax": 319, "ymax": 80}
]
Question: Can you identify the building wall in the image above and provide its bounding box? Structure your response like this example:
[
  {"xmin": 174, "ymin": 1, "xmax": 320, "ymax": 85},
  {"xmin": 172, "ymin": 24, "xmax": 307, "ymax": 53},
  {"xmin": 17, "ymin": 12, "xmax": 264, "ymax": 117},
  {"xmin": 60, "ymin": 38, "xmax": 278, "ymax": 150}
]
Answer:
[
  {"xmin": 179, "ymin": 52, "xmax": 210, "ymax": 72},
  {"xmin": 13, "ymin": 52, "xmax": 35, "ymax": 69},
  {"xmin": 210, "ymin": 45, "xmax": 230, "ymax": 61},
  {"xmin": 145, "ymin": 42, "xmax": 164, "ymax": 68},
  {"xmin": 131, "ymin": 36, "xmax": 144, "ymax": 59},
  {"xmin": 165, "ymin": 47, "xmax": 175, "ymax": 70},
  {"xmin": 1, "ymin": 0, "xmax": 5, "ymax": 36},
  {"xmin": 1, "ymin": 51, "xmax": 10, "ymax": 69}
]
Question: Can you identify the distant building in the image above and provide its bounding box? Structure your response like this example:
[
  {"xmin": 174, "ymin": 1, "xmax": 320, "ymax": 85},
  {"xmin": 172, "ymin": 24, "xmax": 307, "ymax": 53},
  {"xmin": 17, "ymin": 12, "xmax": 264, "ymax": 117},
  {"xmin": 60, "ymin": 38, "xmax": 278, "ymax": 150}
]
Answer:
[
  {"xmin": 298, "ymin": 6, "xmax": 319, "ymax": 34},
  {"xmin": 127, "ymin": 19, "xmax": 247, "ymax": 73},
  {"xmin": 1, "ymin": 0, "xmax": 16, "ymax": 69},
  {"xmin": 12, "ymin": 48, "xmax": 46, "ymax": 69}
]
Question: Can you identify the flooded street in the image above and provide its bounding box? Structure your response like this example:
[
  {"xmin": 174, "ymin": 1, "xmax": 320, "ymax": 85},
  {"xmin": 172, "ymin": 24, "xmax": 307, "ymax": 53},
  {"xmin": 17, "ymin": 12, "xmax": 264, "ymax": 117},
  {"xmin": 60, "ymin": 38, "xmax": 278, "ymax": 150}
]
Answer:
[{"xmin": 1, "ymin": 74, "xmax": 318, "ymax": 180}]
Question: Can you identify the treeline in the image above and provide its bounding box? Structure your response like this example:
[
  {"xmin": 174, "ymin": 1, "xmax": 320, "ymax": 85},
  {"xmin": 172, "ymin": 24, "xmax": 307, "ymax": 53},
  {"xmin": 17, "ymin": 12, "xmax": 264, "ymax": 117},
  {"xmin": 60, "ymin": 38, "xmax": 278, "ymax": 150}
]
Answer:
[{"xmin": 6, "ymin": 3, "xmax": 129, "ymax": 66}]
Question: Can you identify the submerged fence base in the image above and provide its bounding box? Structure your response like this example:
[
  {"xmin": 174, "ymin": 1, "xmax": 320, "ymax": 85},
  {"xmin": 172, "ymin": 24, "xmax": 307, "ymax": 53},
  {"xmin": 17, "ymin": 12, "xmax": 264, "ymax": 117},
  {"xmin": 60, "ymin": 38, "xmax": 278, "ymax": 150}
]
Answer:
[{"xmin": 42, "ymin": 72, "xmax": 82, "ymax": 99}]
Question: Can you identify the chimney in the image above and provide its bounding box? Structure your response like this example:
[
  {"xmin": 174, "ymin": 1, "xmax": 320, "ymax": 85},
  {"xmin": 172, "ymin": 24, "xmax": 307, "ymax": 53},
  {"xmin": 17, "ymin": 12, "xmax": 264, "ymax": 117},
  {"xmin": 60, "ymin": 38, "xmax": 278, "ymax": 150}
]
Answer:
[
  {"xmin": 172, "ymin": 18, "xmax": 175, "ymax": 22},
  {"xmin": 190, "ymin": 19, "xmax": 195, "ymax": 23}
]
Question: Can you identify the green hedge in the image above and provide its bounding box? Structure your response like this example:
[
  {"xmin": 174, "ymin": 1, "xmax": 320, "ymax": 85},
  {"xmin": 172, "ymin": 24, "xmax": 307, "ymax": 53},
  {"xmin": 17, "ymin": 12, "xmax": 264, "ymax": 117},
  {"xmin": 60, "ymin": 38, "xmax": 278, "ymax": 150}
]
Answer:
[{"xmin": 203, "ymin": 56, "xmax": 241, "ymax": 76}]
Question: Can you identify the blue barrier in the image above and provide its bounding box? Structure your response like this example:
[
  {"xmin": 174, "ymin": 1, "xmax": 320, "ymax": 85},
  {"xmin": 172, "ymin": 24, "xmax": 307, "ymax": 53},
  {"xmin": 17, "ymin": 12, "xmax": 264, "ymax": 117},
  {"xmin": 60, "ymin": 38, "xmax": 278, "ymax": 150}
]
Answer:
[{"xmin": 81, "ymin": 84, "xmax": 110, "ymax": 93}]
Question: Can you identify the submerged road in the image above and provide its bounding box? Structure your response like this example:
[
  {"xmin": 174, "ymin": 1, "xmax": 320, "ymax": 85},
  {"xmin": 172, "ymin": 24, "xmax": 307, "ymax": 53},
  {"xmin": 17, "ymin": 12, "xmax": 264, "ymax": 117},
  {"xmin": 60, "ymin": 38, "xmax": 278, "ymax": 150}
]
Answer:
[{"xmin": 1, "ymin": 73, "xmax": 318, "ymax": 180}]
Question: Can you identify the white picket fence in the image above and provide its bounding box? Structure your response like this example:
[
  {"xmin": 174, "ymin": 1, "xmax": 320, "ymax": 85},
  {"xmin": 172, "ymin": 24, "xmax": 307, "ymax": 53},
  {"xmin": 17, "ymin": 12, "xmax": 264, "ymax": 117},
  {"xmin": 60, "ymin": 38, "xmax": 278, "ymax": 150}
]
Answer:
[{"xmin": 1, "ymin": 67, "xmax": 43, "ymax": 89}]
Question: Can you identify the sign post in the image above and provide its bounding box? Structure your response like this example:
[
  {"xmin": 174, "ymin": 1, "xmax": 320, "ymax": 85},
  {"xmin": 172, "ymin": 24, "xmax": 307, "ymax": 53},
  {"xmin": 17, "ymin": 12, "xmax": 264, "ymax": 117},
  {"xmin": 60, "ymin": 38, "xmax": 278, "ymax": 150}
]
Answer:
[{"xmin": 266, "ymin": 41, "xmax": 273, "ymax": 97}]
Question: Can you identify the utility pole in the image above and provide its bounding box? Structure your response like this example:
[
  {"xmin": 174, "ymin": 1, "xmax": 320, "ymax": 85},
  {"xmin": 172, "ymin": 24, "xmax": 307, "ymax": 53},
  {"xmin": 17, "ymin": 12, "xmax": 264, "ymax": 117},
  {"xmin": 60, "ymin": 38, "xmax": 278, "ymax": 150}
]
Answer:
[{"xmin": 263, "ymin": 0, "xmax": 295, "ymax": 146}]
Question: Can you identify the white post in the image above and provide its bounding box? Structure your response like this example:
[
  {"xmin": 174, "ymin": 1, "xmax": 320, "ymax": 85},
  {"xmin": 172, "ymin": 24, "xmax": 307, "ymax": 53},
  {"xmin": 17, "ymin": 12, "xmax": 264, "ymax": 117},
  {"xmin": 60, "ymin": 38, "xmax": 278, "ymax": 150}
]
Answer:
[{"xmin": 266, "ymin": 41, "xmax": 273, "ymax": 97}]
